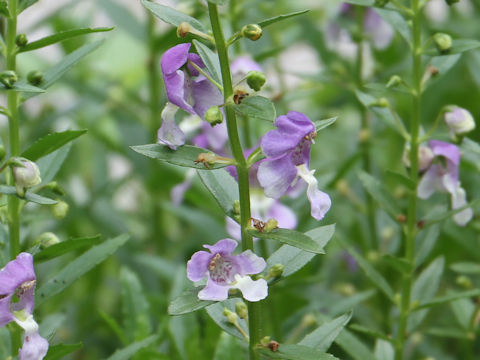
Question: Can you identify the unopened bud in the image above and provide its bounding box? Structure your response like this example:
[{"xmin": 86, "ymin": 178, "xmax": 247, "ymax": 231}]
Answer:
[
  {"xmin": 15, "ymin": 33, "xmax": 28, "ymax": 47},
  {"xmin": 235, "ymin": 301, "xmax": 248, "ymax": 319},
  {"xmin": 0, "ymin": 70, "xmax": 17, "ymax": 88},
  {"xmin": 301, "ymin": 313, "xmax": 317, "ymax": 327},
  {"xmin": 177, "ymin": 22, "xmax": 192, "ymax": 38},
  {"xmin": 367, "ymin": 251, "xmax": 380, "ymax": 263},
  {"xmin": 51, "ymin": 201, "xmax": 69, "ymax": 219},
  {"xmin": 46, "ymin": 181, "xmax": 65, "ymax": 196},
  {"xmin": 386, "ymin": 75, "xmax": 402, "ymax": 88},
  {"xmin": 264, "ymin": 218, "xmax": 278, "ymax": 232},
  {"xmin": 336, "ymin": 179, "xmax": 349, "ymax": 196},
  {"xmin": 34, "ymin": 232, "xmax": 60, "ymax": 248},
  {"xmin": 204, "ymin": 106, "xmax": 223, "ymax": 126},
  {"xmin": 223, "ymin": 308, "xmax": 238, "ymax": 324},
  {"xmin": 12, "ymin": 158, "xmax": 41, "ymax": 195},
  {"xmin": 268, "ymin": 264, "xmax": 284, "ymax": 279},
  {"xmin": 260, "ymin": 336, "xmax": 271, "ymax": 347},
  {"xmin": 241, "ymin": 24, "xmax": 262, "ymax": 41},
  {"xmin": 433, "ymin": 33, "xmax": 452, "ymax": 54},
  {"xmin": 444, "ymin": 106, "xmax": 475, "ymax": 138},
  {"xmin": 246, "ymin": 70, "xmax": 266, "ymax": 91},
  {"xmin": 27, "ymin": 71, "xmax": 43, "ymax": 86},
  {"xmin": 358, "ymin": 129, "xmax": 371, "ymax": 143},
  {"xmin": 371, "ymin": 97, "xmax": 390, "ymax": 108},
  {"xmin": 456, "ymin": 275, "xmax": 472, "ymax": 289}
]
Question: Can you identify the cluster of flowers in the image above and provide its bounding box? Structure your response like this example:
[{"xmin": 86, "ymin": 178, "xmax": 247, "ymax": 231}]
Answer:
[{"xmin": 157, "ymin": 43, "xmax": 332, "ymax": 301}]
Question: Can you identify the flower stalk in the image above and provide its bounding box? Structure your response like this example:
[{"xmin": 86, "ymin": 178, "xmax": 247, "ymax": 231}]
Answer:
[
  {"xmin": 207, "ymin": 4, "xmax": 261, "ymax": 359},
  {"xmin": 395, "ymin": 0, "xmax": 422, "ymax": 358}
]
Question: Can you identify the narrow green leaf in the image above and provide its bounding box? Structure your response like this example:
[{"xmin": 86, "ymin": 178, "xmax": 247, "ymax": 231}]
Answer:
[
  {"xmin": 214, "ymin": 333, "xmax": 247, "ymax": 360},
  {"xmin": 413, "ymin": 289, "xmax": 480, "ymax": 311},
  {"xmin": 99, "ymin": 0, "xmax": 145, "ymax": 41},
  {"xmin": 0, "ymin": 81, "xmax": 45, "ymax": 93},
  {"xmin": 18, "ymin": 0, "xmax": 38, "ymax": 13},
  {"xmin": 374, "ymin": 339, "xmax": 394, "ymax": 360},
  {"xmin": 36, "ymin": 234, "xmax": 129, "ymax": 306},
  {"xmin": 425, "ymin": 54, "xmax": 461, "ymax": 90},
  {"xmin": 23, "ymin": 40, "xmax": 104, "ymax": 101},
  {"xmin": 257, "ymin": 10, "xmax": 310, "ymax": 29},
  {"xmin": 120, "ymin": 267, "xmax": 151, "ymax": 341},
  {"xmin": 248, "ymin": 228, "xmax": 325, "ymax": 254},
  {"xmin": 408, "ymin": 257, "xmax": 444, "ymax": 331},
  {"xmin": 193, "ymin": 40, "xmax": 222, "ymax": 84},
  {"xmin": 314, "ymin": 117, "xmax": 337, "ymax": 132},
  {"xmin": 19, "ymin": 28, "xmax": 113, "ymax": 53},
  {"xmin": 335, "ymin": 329, "xmax": 377, "ymax": 360},
  {"xmin": 198, "ymin": 168, "xmax": 239, "ymax": 217},
  {"xmin": 0, "ymin": 185, "xmax": 57, "ymax": 205},
  {"xmin": 131, "ymin": 144, "xmax": 230, "ymax": 169},
  {"xmin": 257, "ymin": 344, "xmax": 338, "ymax": 360},
  {"xmin": 380, "ymin": 254, "xmax": 412, "ymax": 274},
  {"xmin": 105, "ymin": 334, "xmax": 159, "ymax": 360},
  {"xmin": 385, "ymin": 170, "xmax": 415, "ymax": 191},
  {"xmin": 349, "ymin": 324, "xmax": 392, "ymax": 342},
  {"xmin": 415, "ymin": 225, "xmax": 439, "ymax": 267},
  {"xmin": 450, "ymin": 262, "xmax": 480, "ymax": 274},
  {"xmin": 424, "ymin": 39, "xmax": 480, "ymax": 56},
  {"xmin": 358, "ymin": 171, "xmax": 401, "ymax": 220},
  {"xmin": 37, "ymin": 143, "xmax": 71, "ymax": 184},
  {"xmin": 422, "ymin": 199, "xmax": 480, "ymax": 227},
  {"xmin": 328, "ymin": 290, "xmax": 376, "ymax": 317},
  {"xmin": 427, "ymin": 327, "xmax": 471, "ymax": 339},
  {"xmin": 299, "ymin": 312, "xmax": 352, "ymax": 352},
  {"xmin": 461, "ymin": 138, "xmax": 480, "ymax": 172},
  {"xmin": 141, "ymin": 0, "xmax": 207, "ymax": 32},
  {"xmin": 450, "ymin": 298, "xmax": 475, "ymax": 330},
  {"xmin": 234, "ymin": 96, "xmax": 276, "ymax": 122},
  {"xmin": 34, "ymin": 235, "xmax": 102, "ymax": 263},
  {"xmin": 375, "ymin": 8, "xmax": 411, "ymax": 45},
  {"xmin": 342, "ymin": 0, "xmax": 374, "ymax": 5},
  {"xmin": 99, "ymin": 311, "xmax": 128, "ymax": 345},
  {"xmin": 340, "ymin": 239, "xmax": 395, "ymax": 301},
  {"xmin": 22, "ymin": 129, "xmax": 87, "ymax": 161},
  {"xmin": 207, "ymin": 0, "xmax": 228, "ymax": 5},
  {"xmin": 267, "ymin": 225, "xmax": 335, "ymax": 277},
  {"xmin": 44, "ymin": 343, "xmax": 83, "ymax": 360},
  {"xmin": 168, "ymin": 288, "xmax": 215, "ymax": 315},
  {"xmin": 206, "ymin": 299, "xmax": 248, "ymax": 340}
]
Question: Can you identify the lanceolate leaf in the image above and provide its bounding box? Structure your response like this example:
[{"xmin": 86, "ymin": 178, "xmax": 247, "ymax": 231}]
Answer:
[
  {"xmin": 18, "ymin": 28, "xmax": 113, "ymax": 53},
  {"xmin": 168, "ymin": 288, "xmax": 215, "ymax": 315},
  {"xmin": 44, "ymin": 343, "xmax": 83, "ymax": 360},
  {"xmin": 234, "ymin": 96, "xmax": 276, "ymax": 122},
  {"xmin": 375, "ymin": 8, "xmax": 411, "ymax": 45},
  {"xmin": 0, "ymin": 81, "xmax": 45, "ymax": 93},
  {"xmin": 34, "ymin": 235, "xmax": 102, "ymax": 263},
  {"xmin": 257, "ymin": 344, "xmax": 339, "ymax": 360},
  {"xmin": 23, "ymin": 40, "xmax": 105, "ymax": 101},
  {"xmin": 18, "ymin": 0, "xmax": 38, "ymax": 13},
  {"xmin": 206, "ymin": 299, "xmax": 248, "ymax": 340},
  {"xmin": 198, "ymin": 168, "xmax": 239, "ymax": 217},
  {"xmin": 0, "ymin": 185, "xmax": 57, "ymax": 205},
  {"xmin": 36, "ymin": 234, "xmax": 129, "ymax": 306},
  {"xmin": 248, "ymin": 228, "xmax": 325, "ymax": 254},
  {"xmin": 314, "ymin": 117, "xmax": 337, "ymax": 132},
  {"xmin": 141, "ymin": 0, "xmax": 207, "ymax": 32},
  {"xmin": 358, "ymin": 171, "xmax": 401, "ymax": 220},
  {"xmin": 105, "ymin": 335, "xmax": 159, "ymax": 360},
  {"xmin": 131, "ymin": 144, "xmax": 231, "ymax": 169},
  {"xmin": 257, "ymin": 10, "xmax": 310, "ymax": 29},
  {"xmin": 193, "ymin": 39, "xmax": 222, "ymax": 84},
  {"xmin": 22, "ymin": 129, "xmax": 87, "ymax": 161}
]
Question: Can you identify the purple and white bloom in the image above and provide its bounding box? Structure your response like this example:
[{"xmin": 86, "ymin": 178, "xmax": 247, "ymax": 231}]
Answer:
[
  {"xmin": 444, "ymin": 106, "xmax": 475, "ymax": 139},
  {"xmin": 161, "ymin": 43, "xmax": 223, "ymax": 120},
  {"xmin": 418, "ymin": 140, "xmax": 473, "ymax": 226},
  {"xmin": 363, "ymin": 8, "xmax": 394, "ymax": 50},
  {"xmin": 402, "ymin": 144, "xmax": 435, "ymax": 172},
  {"xmin": 187, "ymin": 239, "xmax": 268, "ymax": 302},
  {"xmin": 157, "ymin": 103, "xmax": 185, "ymax": 150},
  {"xmin": 0, "ymin": 253, "xmax": 49, "ymax": 360},
  {"xmin": 257, "ymin": 111, "xmax": 331, "ymax": 221}
]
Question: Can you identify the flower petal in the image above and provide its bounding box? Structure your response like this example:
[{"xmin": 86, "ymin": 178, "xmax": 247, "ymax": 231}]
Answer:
[
  {"xmin": 198, "ymin": 277, "xmax": 230, "ymax": 301},
  {"xmin": 191, "ymin": 78, "xmax": 224, "ymax": 120},
  {"xmin": 296, "ymin": 164, "xmax": 331, "ymax": 220},
  {"xmin": 233, "ymin": 275, "xmax": 268, "ymax": 302},
  {"xmin": 204, "ymin": 238, "xmax": 238, "ymax": 255},
  {"xmin": 236, "ymin": 250, "xmax": 266, "ymax": 275},
  {"xmin": 187, "ymin": 251, "xmax": 212, "ymax": 282},
  {"xmin": 257, "ymin": 155, "xmax": 297, "ymax": 199},
  {"xmin": 161, "ymin": 43, "xmax": 191, "ymax": 75},
  {"xmin": 164, "ymin": 71, "xmax": 196, "ymax": 115},
  {"xmin": 19, "ymin": 331, "xmax": 49, "ymax": 360},
  {"xmin": 225, "ymin": 216, "xmax": 241, "ymax": 241},
  {"xmin": 417, "ymin": 165, "xmax": 441, "ymax": 199},
  {"xmin": 266, "ymin": 200, "xmax": 297, "ymax": 229},
  {"xmin": 157, "ymin": 103, "xmax": 186, "ymax": 150},
  {"xmin": 451, "ymin": 186, "xmax": 473, "ymax": 226}
]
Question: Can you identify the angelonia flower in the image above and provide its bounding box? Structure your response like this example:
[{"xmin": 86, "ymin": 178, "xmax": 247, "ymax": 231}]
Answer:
[
  {"xmin": 444, "ymin": 106, "xmax": 475, "ymax": 139},
  {"xmin": 187, "ymin": 239, "xmax": 268, "ymax": 301},
  {"xmin": 0, "ymin": 253, "xmax": 49, "ymax": 360},
  {"xmin": 13, "ymin": 158, "xmax": 41, "ymax": 189},
  {"xmin": 418, "ymin": 140, "xmax": 473, "ymax": 226},
  {"xmin": 257, "ymin": 111, "xmax": 331, "ymax": 221}
]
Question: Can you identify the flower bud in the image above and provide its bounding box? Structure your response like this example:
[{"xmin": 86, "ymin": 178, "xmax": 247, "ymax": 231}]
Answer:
[
  {"xmin": 15, "ymin": 33, "xmax": 28, "ymax": 47},
  {"xmin": 204, "ymin": 106, "xmax": 223, "ymax": 126},
  {"xmin": 371, "ymin": 97, "xmax": 390, "ymax": 108},
  {"xmin": 246, "ymin": 70, "xmax": 266, "ymax": 91},
  {"xmin": 12, "ymin": 158, "xmax": 41, "ymax": 195},
  {"xmin": 260, "ymin": 336, "xmax": 271, "ymax": 347},
  {"xmin": 0, "ymin": 70, "xmax": 17, "ymax": 88},
  {"xmin": 223, "ymin": 308, "xmax": 238, "ymax": 324},
  {"xmin": 241, "ymin": 24, "xmax": 262, "ymax": 41},
  {"xmin": 34, "ymin": 232, "xmax": 60, "ymax": 248},
  {"xmin": 27, "ymin": 71, "xmax": 43, "ymax": 86},
  {"xmin": 444, "ymin": 106, "xmax": 475, "ymax": 138},
  {"xmin": 301, "ymin": 313, "xmax": 317, "ymax": 327},
  {"xmin": 51, "ymin": 201, "xmax": 69, "ymax": 219},
  {"xmin": 235, "ymin": 301, "xmax": 248, "ymax": 319},
  {"xmin": 0, "ymin": 1, "xmax": 9, "ymax": 17},
  {"xmin": 177, "ymin": 22, "xmax": 192, "ymax": 38},
  {"xmin": 268, "ymin": 263, "xmax": 284, "ymax": 279},
  {"xmin": 46, "ymin": 181, "xmax": 65, "ymax": 196},
  {"xmin": 264, "ymin": 218, "xmax": 278, "ymax": 232},
  {"xmin": 402, "ymin": 144, "xmax": 434, "ymax": 172},
  {"xmin": 433, "ymin": 33, "xmax": 452, "ymax": 54},
  {"xmin": 386, "ymin": 75, "xmax": 402, "ymax": 88},
  {"xmin": 456, "ymin": 275, "xmax": 472, "ymax": 289}
]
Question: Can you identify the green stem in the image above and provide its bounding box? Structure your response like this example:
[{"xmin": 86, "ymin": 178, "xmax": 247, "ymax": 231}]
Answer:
[
  {"xmin": 7, "ymin": 0, "xmax": 20, "ymax": 260},
  {"xmin": 395, "ymin": 1, "xmax": 422, "ymax": 359},
  {"xmin": 208, "ymin": 4, "xmax": 261, "ymax": 359}
]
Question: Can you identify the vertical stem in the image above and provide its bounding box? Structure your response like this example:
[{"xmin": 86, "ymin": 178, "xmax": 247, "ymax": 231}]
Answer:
[
  {"xmin": 208, "ymin": 4, "xmax": 261, "ymax": 359},
  {"xmin": 355, "ymin": 6, "xmax": 376, "ymax": 250},
  {"xmin": 7, "ymin": 0, "xmax": 20, "ymax": 259},
  {"xmin": 395, "ymin": 1, "xmax": 422, "ymax": 359}
]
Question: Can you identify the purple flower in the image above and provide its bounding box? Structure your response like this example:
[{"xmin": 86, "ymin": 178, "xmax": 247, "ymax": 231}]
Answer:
[
  {"xmin": 444, "ymin": 106, "xmax": 475, "ymax": 139},
  {"xmin": 0, "ymin": 253, "xmax": 49, "ymax": 360},
  {"xmin": 157, "ymin": 103, "xmax": 185, "ymax": 150},
  {"xmin": 363, "ymin": 9, "xmax": 394, "ymax": 50},
  {"xmin": 187, "ymin": 239, "xmax": 267, "ymax": 301},
  {"xmin": 161, "ymin": 43, "xmax": 223, "ymax": 120},
  {"xmin": 257, "ymin": 111, "xmax": 331, "ymax": 221},
  {"xmin": 418, "ymin": 140, "xmax": 473, "ymax": 226}
]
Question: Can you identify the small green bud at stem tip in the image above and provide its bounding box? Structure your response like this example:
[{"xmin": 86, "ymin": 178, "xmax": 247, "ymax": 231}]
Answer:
[
  {"xmin": 246, "ymin": 70, "xmax": 266, "ymax": 91},
  {"xmin": 205, "ymin": 106, "xmax": 223, "ymax": 126},
  {"xmin": 27, "ymin": 71, "xmax": 43, "ymax": 86},
  {"xmin": 433, "ymin": 33, "xmax": 452, "ymax": 54},
  {"xmin": 15, "ymin": 33, "xmax": 28, "ymax": 47},
  {"xmin": 241, "ymin": 24, "xmax": 262, "ymax": 41}
]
